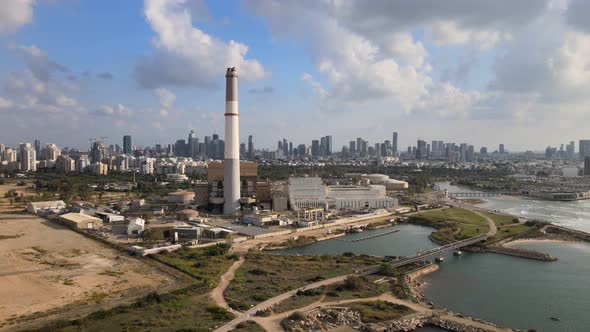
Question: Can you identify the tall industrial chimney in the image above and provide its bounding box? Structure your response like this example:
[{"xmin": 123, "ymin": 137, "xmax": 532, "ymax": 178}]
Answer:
[{"xmin": 224, "ymin": 67, "xmax": 240, "ymax": 215}]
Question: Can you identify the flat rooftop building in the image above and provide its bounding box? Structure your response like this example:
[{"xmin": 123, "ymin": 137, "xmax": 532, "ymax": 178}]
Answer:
[
  {"xmin": 60, "ymin": 212, "xmax": 103, "ymax": 230},
  {"xmin": 326, "ymin": 185, "xmax": 397, "ymax": 210},
  {"xmin": 27, "ymin": 200, "xmax": 66, "ymax": 214}
]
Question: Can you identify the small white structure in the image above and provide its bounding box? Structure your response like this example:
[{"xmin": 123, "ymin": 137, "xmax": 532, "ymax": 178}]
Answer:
[
  {"xmin": 166, "ymin": 173, "xmax": 188, "ymax": 182},
  {"xmin": 131, "ymin": 199, "xmax": 145, "ymax": 208},
  {"xmin": 297, "ymin": 220, "xmax": 318, "ymax": 228},
  {"xmin": 27, "ymin": 200, "xmax": 67, "ymax": 214},
  {"xmin": 95, "ymin": 211, "xmax": 125, "ymax": 223},
  {"xmin": 127, "ymin": 217, "xmax": 146, "ymax": 236}
]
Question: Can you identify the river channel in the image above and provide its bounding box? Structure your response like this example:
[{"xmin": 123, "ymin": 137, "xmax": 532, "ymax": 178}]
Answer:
[
  {"xmin": 277, "ymin": 184, "xmax": 590, "ymax": 331},
  {"xmin": 437, "ymin": 181, "xmax": 590, "ymax": 233}
]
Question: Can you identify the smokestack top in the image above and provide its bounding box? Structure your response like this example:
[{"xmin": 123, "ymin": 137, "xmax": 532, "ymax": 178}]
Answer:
[
  {"xmin": 226, "ymin": 67, "xmax": 238, "ymax": 102},
  {"xmin": 226, "ymin": 67, "xmax": 238, "ymax": 77}
]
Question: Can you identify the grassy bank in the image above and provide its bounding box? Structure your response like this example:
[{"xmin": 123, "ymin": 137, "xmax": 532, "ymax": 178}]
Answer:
[
  {"xmin": 224, "ymin": 253, "xmax": 385, "ymax": 311},
  {"xmin": 409, "ymin": 207, "xmax": 489, "ymax": 243}
]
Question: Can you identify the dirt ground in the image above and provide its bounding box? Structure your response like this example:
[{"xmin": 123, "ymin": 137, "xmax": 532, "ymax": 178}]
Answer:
[{"xmin": 0, "ymin": 183, "xmax": 175, "ymax": 329}]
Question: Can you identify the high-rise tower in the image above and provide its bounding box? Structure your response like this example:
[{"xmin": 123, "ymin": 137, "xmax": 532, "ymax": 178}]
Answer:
[
  {"xmin": 224, "ymin": 67, "xmax": 240, "ymax": 215},
  {"xmin": 123, "ymin": 135, "xmax": 132, "ymax": 155}
]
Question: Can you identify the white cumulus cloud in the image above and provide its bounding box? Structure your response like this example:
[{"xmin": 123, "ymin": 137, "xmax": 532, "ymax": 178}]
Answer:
[
  {"xmin": 0, "ymin": 0, "xmax": 33, "ymax": 33},
  {"xmin": 135, "ymin": 0, "xmax": 269, "ymax": 89}
]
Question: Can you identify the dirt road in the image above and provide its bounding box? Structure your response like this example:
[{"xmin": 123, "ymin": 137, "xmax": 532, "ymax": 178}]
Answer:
[{"xmin": 210, "ymin": 256, "xmax": 245, "ymax": 316}]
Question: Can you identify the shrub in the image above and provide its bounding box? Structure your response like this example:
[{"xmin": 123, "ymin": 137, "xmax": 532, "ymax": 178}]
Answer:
[
  {"xmin": 251, "ymin": 294, "xmax": 269, "ymax": 302},
  {"xmin": 248, "ymin": 268, "xmax": 268, "ymax": 276},
  {"xmin": 287, "ymin": 311, "xmax": 305, "ymax": 321},
  {"xmin": 343, "ymin": 276, "xmax": 364, "ymax": 291},
  {"xmin": 205, "ymin": 305, "xmax": 232, "ymax": 320}
]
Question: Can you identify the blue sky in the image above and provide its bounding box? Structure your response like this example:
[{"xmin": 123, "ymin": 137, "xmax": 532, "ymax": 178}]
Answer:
[{"xmin": 1, "ymin": 0, "xmax": 590, "ymax": 152}]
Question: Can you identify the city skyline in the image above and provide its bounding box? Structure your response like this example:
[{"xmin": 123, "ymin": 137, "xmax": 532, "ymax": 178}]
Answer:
[
  {"xmin": 8, "ymin": 130, "xmax": 590, "ymax": 156},
  {"xmin": 2, "ymin": 1, "xmax": 590, "ymax": 150}
]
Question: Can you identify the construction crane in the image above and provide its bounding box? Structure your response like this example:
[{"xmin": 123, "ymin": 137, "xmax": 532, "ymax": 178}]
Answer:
[{"xmin": 99, "ymin": 136, "xmax": 108, "ymax": 143}]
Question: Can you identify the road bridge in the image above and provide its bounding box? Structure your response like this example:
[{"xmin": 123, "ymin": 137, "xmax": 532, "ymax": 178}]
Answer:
[
  {"xmin": 447, "ymin": 192, "xmax": 501, "ymax": 198},
  {"xmin": 362, "ymin": 206, "xmax": 497, "ymax": 274},
  {"xmin": 361, "ymin": 234, "xmax": 488, "ymax": 274}
]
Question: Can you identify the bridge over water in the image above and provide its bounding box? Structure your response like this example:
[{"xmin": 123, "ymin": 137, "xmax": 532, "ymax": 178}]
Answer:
[
  {"xmin": 447, "ymin": 192, "xmax": 501, "ymax": 198},
  {"xmin": 362, "ymin": 207, "xmax": 497, "ymax": 274}
]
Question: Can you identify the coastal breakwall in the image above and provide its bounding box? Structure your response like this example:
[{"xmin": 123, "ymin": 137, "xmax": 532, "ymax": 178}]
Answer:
[
  {"xmin": 486, "ymin": 245, "xmax": 557, "ymax": 261},
  {"xmin": 372, "ymin": 313, "xmax": 516, "ymax": 332},
  {"xmin": 544, "ymin": 225, "xmax": 590, "ymax": 242},
  {"xmin": 404, "ymin": 264, "xmax": 439, "ymax": 301}
]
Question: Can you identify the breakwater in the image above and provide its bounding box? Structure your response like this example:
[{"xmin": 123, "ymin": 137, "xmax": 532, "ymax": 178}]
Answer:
[
  {"xmin": 485, "ymin": 245, "xmax": 557, "ymax": 261},
  {"xmin": 296, "ymin": 307, "xmax": 516, "ymax": 332},
  {"xmin": 543, "ymin": 224, "xmax": 590, "ymax": 242},
  {"xmin": 335, "ymin": 229, "xmax": 400, "ymax": 242},
  {"xmin": 373, "ymin": 312, "xmax": 517, "ymax": 332}
]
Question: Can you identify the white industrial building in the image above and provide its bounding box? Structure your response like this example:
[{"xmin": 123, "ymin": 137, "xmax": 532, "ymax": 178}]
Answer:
[
  {"xmin": 288, "ymin": 177, "xmax": 327, "ymax": 210},
  {"xmin": 363, "ymin": 174, "xmax": 408, "ymax": 191},
  {"xmin": 27, "ymin": 200, "xmax": 67, "ymax": 214},
  {"xmin": 326, "ymin": 185, "xmax": 397, "ymax": 210}
]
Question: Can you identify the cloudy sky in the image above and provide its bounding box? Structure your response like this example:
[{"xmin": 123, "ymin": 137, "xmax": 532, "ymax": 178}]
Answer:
[{"xmin": 1, "ymin": 0, "xmax": 590, "ymax": 151}]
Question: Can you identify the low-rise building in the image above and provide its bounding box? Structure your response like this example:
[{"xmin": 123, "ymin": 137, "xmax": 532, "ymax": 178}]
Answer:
[
  {"xmin": 243, "ymin": 213, "xmax": 278, "ymax": 226},
  {"xmin": 177, "ymin": 209, "xmax": 200, "ymax": 221},
  {"xmin": 60, "ymin": 212, "xmax": 103, "ymax": 230},
  {"xmin": 166, "ymin": 190, "xmax": 195, "ymax": 204},
  {"xmin": 27, "ymin": 200, "xmax": 67, "ymax": 214},
  {"xmin": 166, "ymin": 173, "xmax": 189, "ymax": 182},
  {"xmin": 95, "ymin": 211, "xmax": 125, "ymax": 223}
]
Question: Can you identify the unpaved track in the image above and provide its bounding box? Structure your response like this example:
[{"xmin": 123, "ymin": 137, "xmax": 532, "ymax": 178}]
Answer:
[{"xmin": 210, "ymin": 256, "xmax": 244, "ymax": 316}]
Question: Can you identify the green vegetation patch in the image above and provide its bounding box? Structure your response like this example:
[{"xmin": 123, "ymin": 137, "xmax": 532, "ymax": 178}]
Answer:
[
  {"xmin": 485, "ymin": 224, "xmax": 534, "ymax": 245},
  {"xmin": 323, "ymin": 275, "xmax": 391, "ymax": 301},
  {"xmin": 231, "ymin": 320, "xmax": 266, "ymax": 332},
  {"xmin": 225, "ymin": 253, "xmax": 384, "ymax": 311},
  {"xmin": 151, "ymin": 244, "xmax": 235, "ymax": 286},
  {"xmin": 480, "ymin": 211, "xmax": 519, "ymax": 226},
  {"xmin": 31, "ymin": 289, "xmax": 234, "ymax": 332},
  {"xmin": 346, "ymin": 300, "xmax": 413, "ymax": 323},
  {"xmin": 409, "ymin": 207, "xmax": 489, "ymax": 243}
]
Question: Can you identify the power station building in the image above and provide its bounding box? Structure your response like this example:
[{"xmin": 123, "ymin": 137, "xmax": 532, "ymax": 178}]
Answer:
[
  {"xmin": 208, "ymin": 161, "xmax": 257, "ymax": 206},
  {"xmin": 288, "ymin": 177, "xmax": 327, "ymax": 210},
  {"xmin": 287, "ymin": 176, "xmax": 398, "ymax": 211}
]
